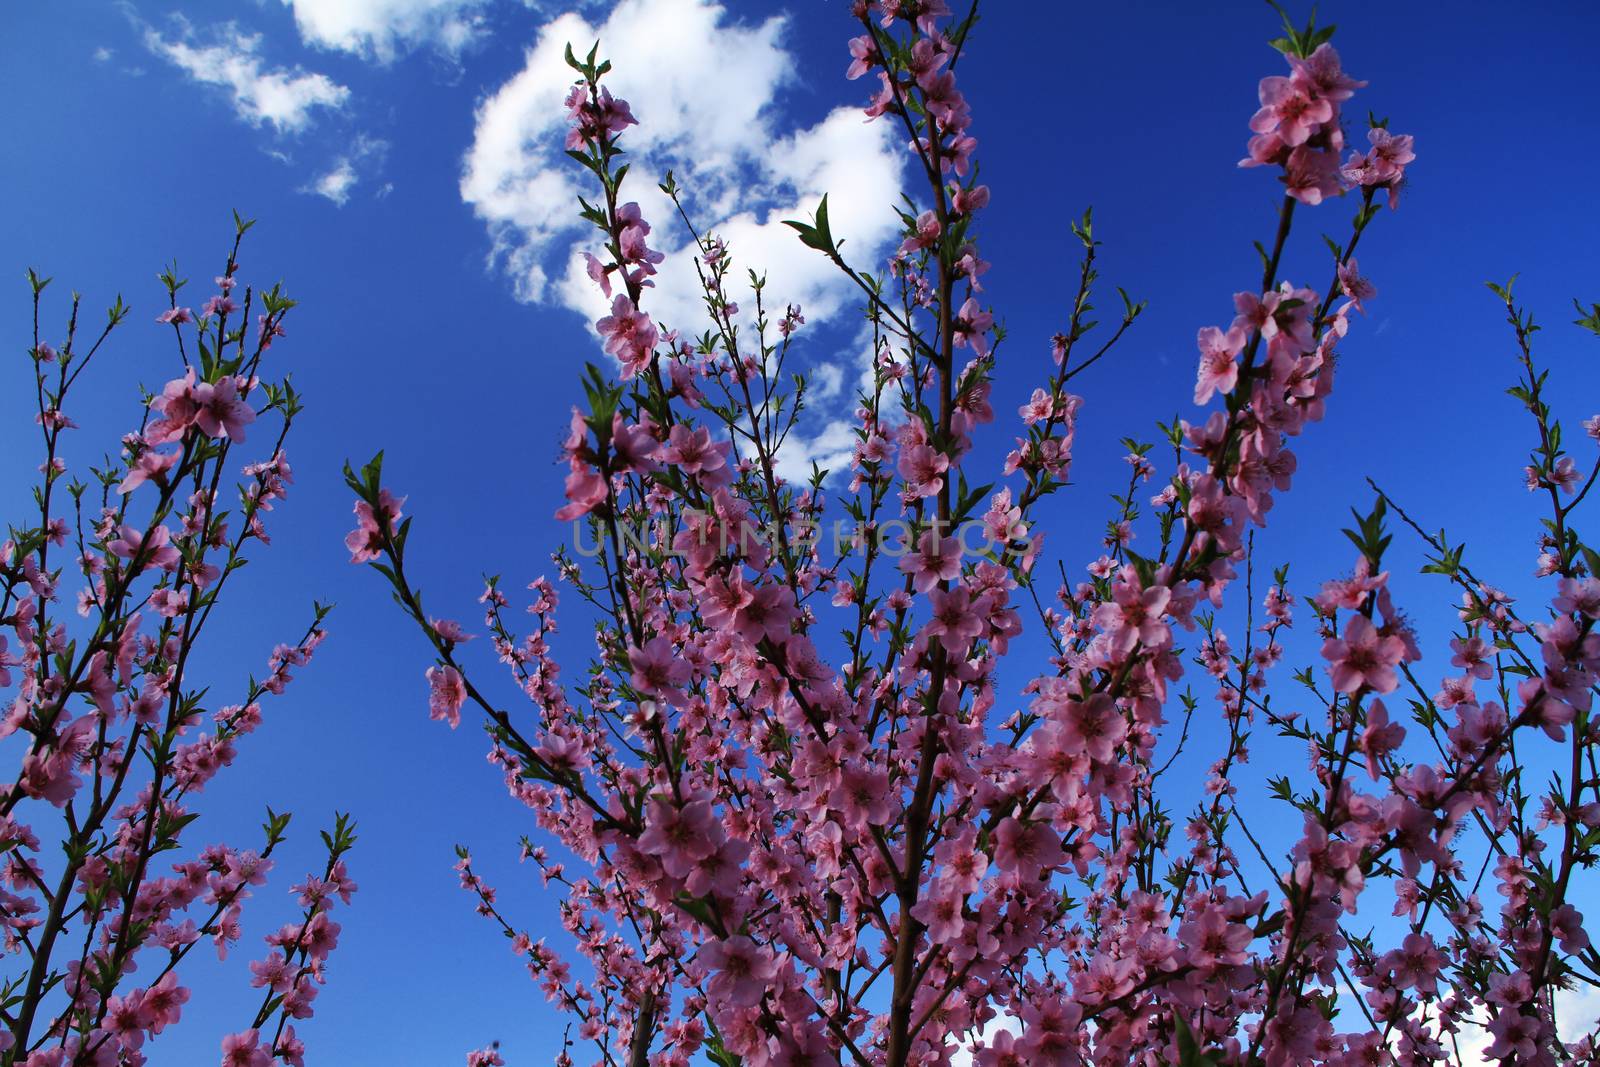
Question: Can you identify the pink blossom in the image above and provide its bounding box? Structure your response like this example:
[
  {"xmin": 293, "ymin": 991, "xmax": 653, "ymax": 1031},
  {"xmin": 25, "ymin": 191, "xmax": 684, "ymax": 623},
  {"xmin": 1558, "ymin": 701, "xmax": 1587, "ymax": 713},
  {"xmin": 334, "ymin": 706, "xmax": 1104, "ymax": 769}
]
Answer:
[
  {"xmin": 426, "ymin": 665, "xmax": 466, "ymax": 728},
  {"xmin": 221, "ymin": 1029, "xmax": 270, "ymax": 1067},
  {"xmin": 899, "ymin": 210, "xmax": 941, "ymax": 256},
  {"xmin": 1321, "ymin": 614, "xmax": 1406, "ymax": 693},
  {"xmin": 596, "ymin": 294, "xmax": 658, "ymax": 377},
  {"xmin": 830, "ymin": 762, "xmax": 892, "ymax": 830},
  {"xmin": 555, "ymin": 461, "xmax": 608, "ymax": 522},
  {"xmin": 697, "ymin": 936, "xmax": 777, "ymax": 1009},
  {"xmin": 1336, "ymin": 256, "xmax": 1376, "ymax": 312},
  {"xmin": 630, "ymin": 636, "xmax": 691, "ymax": 705},
  {"xmin": 1283, "ymin": 146, "xmax": 1343, "ymax": 205},
  {"xmin": 1358, "ymin": 698, "xmax": 1405, "ymax": 778},
  {"xmin": 345, "ymin": 489, "xmax": 404, "ymax": 563},
  {"xmin": 1194, "ymin": 325, "xmax": 1245, "ymax": 404},
  {"xmin": 952, "ymin": 297, "xmax": 993, "ymax": 356},
  {"xmin": 1092, "ymin": 568, "xmax": 1171, "ymax": 653},
  {"xmin": 924, "ymin": 586, "xmax": 983, "ymax": 655},
  {"xmin": 993, "ymin": 816, "xmax": 1064, "ymax": 880},
  {"xmin": 661, "ymin": 424, "xmax": 725, "ymax": 475},
  {"xmin": 897, "ymin": 443, "xmax": 949, "ymax": 498},
  {"xmin": 899, "ymin": 530, "xmax": 961, "ymax": 592},
  {"xmin": 1250, "ymin": 74, "xmax": 1333, "ymax": 147},
  {"xmin": 107, "ymin": 523, "xmax": 180, "ymax": 572},
  {"xmin": 638, "ymin": 796, "xmax": 720, "ymax": 878}
]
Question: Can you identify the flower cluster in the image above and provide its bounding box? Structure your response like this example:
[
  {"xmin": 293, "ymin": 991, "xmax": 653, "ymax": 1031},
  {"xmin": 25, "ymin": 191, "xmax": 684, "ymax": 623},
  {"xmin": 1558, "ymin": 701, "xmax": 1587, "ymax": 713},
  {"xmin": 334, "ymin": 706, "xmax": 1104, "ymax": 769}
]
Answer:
[
  {"xmin": 1242, "ymin": 29, "xmax": 1413, "ymax": 210},
  {"xmin": 2, "ymin": 225, "xmax": 355, "ymax": 1066},
  {"xmin": 354, "ymin": 6, "xmax": 1593, "ymax": 1067}
]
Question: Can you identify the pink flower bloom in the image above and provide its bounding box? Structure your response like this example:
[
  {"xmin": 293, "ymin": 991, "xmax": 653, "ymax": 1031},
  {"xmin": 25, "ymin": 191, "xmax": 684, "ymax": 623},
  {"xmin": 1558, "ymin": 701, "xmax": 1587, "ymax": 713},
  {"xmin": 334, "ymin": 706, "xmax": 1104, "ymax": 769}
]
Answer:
[
  {"xmin": 430, "ymin": 618, "xmax": 474, "ymax": 645},
  {"xmin": 1250, "ymin": 74, "xmax": 1333, "ymax": 147},
  {"xmin": 1337, "ymin": 256, "xmax": 1376, "ymax": 312},
  {"xmin": 1366, "ymin": 127, "xmax": 1416, "ymax": 181},
  {"xmin": 924, "ymin": 586, "xmax": 983, "ymax": 655},
  {"xmin": 107, "ymin": 523, "xmax": 180, "ymax": 572},
  {"xmin": 104, "ymin": 990, "xmax": 148, "ymax": 1049},
  {"xmin": 1283, "ymin": 146, "xmax": 1342, "ymax": 205},
  {"xmin": 345, "ymin": 489, "xmax": 404, "ymax": 563},
  {"xmin": 1551, "ymin": 903, "xmax": 1590, "ymax": 953},
  {"xmin": 909, "ymin": 881, "xmax": 966, "ymax": 945},
  {"xmin": 661, "ymin": 424, "xmax": 725, "ymax": 475},
  {"xmin": 844, "ymin": 34, "xmax": 877, "ymax": 80},
  {"xmin": 118, "ymin": 448, "xmax": 179, "ymax": 494},
  {"xmin": 1289, "ymin": 43, "xmax": 1365, "ymax": 103},
  {"xmin": 147, "ymin": 370, "xmax": 255, "ymax": 443},
  {"xmin": 975, "ymin": 1029, "xmax": 1025, "ymax": 1067},
  {"xmin": 638, "ymin": 795, "xmax": 720, "ymax": 878},
  {"xmin": 564, "ymin": 84, "xmax": 636, "ymax": 148},
  {"xmin": 1322, "ymin": 614, "xmax": 1406, "ymax": 694},
  {"xmin": 629, "ymin": 636, "xmax": 690, "ymax": 705},
  {"xmin": 899, "ymin": 210, "xmax": 941, "ymax": 256},
  {"xmin": 1449, "ymin": 634, "xmax": 1496, "ymax": 678},
  {"xmin": 732, "ymin": 581, "xmax": 795, "ymax": 644},
  {"xmin": 830, "ymin": 762, "xmax": 892, "ymax": 830},
  {"xmin": 596, "ymin": 294, "xmax": 658, "ymax": 378},
  {"xmin": 614, "ymin": 202, "xmax": 663, "ymax": 278},
  {"xmin": 142, "ymin": 973, "xmax": 189, "ymax": 1034},
  {"xmin": 1358, "ymin": 698, "xmax": 1405, "ymax": 779},
  {"xmin": 426, "ymin": 665, "xmax": 467, "ymax": 728},
  {"xmin": 1553, "ymin": 576, "xmax": 1600, "ymax": 620},
  {"xmin": 1093, "ymin": 568, "xmax": 1172, "ymax": 653},
  {"xmin": 952, "ymin": 297, "xmax": 993, "ymax": 356},
  {"xmin": 1194, "ymin": 325, "xmax": 1245, "ymax": 404},
  {"xmin": 202, "ymin": 294, "xmax": 238, "ymax": 317},
  {"xmin": 555, "ymin": 461, "xmax": 608, "ymax": 522},
  {"xmin": 221, "ymin": 1029, "xmax": 270, "ymax": 1067},
  {"xmin": 1344, "ymin": 127, "xmax": 1416, "ymax": 209},
  {"xmin": 698, "ymin": 936, "xmax": 777, "ymax": 1009},
  {"xmin": 899, "ymin": 530, "xmax": 961, "ymax": 593},
  {"xmin": 1059, "ymin": 692, "xmax": 1127, "ymax": 763},
  {"xmin": 276, "ymin": 1028, "xmax": 307, "ymax": 1067},
  {"xmin": 1179, "ymin": 906, "xmax": 1252, "ymax": 969},
  {"xmin": 897, "ymin": 443, "xmax": 949, "ymax": 499},
  {"xmin": 993, "ymin": 816, "xmax": 1064, "ymax": 880},
  {"xmin": 194, "ymin": 377, "xmax": 255, "ymax": 440}
]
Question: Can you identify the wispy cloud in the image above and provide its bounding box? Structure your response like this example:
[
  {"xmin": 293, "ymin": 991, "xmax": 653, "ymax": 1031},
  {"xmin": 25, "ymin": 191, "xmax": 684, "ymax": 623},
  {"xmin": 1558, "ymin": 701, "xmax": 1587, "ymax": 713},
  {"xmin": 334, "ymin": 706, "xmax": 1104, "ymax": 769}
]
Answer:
[
  {"xmin": 306, "ymin": 160, "xmax": 357, "ymax": 204},
  {"xmin": 300, "ymin": 134, "xmax": 390, "ymax": 206},
  {"xmin": 142, "ymin": 16, "xmax": 349, "ymax": 133}
]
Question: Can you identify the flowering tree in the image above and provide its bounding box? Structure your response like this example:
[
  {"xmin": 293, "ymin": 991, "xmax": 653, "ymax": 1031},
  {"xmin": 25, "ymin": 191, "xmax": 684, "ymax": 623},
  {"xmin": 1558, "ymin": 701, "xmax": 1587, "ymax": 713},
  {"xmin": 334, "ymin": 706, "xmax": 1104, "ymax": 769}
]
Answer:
[
  {"xmin": 350, "ymin": 4, "xmax": 1600, "ymax": 1065},
  {"xmin": 1, "ymin": 221, "xmax": 356, "ymax": 1067}
]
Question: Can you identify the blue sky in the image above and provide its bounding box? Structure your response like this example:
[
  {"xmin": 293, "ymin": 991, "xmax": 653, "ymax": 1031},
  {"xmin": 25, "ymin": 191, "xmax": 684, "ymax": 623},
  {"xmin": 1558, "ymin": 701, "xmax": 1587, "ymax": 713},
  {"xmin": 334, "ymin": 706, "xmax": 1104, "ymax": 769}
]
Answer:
[{"xmin": 3, "ymin": 1, "xmax": 1599, "ymax": 1063}]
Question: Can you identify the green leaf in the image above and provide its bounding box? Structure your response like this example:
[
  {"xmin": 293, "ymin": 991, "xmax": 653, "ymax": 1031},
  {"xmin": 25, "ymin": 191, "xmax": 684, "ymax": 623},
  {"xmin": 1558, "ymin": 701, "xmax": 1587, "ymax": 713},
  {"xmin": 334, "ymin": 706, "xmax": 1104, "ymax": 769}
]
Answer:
[{"xmin": 1173, "ymin": 1014, "xmax": 1223, "ymax": 1067}]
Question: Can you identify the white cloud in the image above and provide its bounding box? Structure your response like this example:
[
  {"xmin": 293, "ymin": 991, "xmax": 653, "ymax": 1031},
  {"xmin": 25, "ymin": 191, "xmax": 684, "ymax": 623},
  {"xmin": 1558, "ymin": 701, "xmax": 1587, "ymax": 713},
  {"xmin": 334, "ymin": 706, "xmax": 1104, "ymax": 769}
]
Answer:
[
  {"xmin": 93, "ymin": 46, "xmax": 114, "ymax": 62},
  {"xmin": 280, "ymin": 0, "xmax": 490, "ymax": 62},
  {"xmin": 460, "ymin": 0, "xmax": 905, "ymax": 335},
  {"xmin": 775, "ymin": 417, "xmax": 858, "ymax": 485},
  {"xmin": 143, "ymin": 18, "xmax": 349, "ymax": 133},
  {"xmin": 300, "ymin": 134, "xmax": 390, "ymax": 206},
  {"xmin": 306, "ymin": 160, "xmax": 357, "ymax": 204},
  {"xmin": 460, "ymin": 0, "xmax": 906, "ymax": 486}
]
